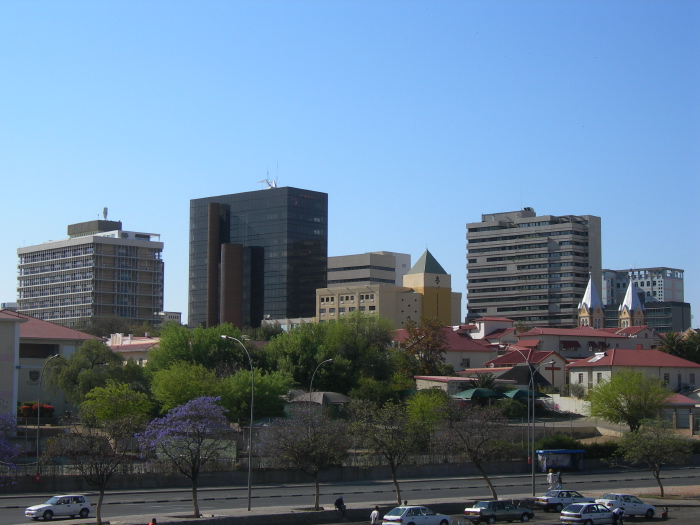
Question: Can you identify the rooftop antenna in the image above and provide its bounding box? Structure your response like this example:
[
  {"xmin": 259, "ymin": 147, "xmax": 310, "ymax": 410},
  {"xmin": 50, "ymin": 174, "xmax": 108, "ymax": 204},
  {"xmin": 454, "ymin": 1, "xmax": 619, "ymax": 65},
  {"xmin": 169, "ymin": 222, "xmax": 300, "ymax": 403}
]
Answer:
[
  {"xmin": 257, "ymin": 172, "xmax": 278, "ymax": 189},
  {"xmin": 103, "ymin": 207, "xmax": 108, "ymax": 220}
]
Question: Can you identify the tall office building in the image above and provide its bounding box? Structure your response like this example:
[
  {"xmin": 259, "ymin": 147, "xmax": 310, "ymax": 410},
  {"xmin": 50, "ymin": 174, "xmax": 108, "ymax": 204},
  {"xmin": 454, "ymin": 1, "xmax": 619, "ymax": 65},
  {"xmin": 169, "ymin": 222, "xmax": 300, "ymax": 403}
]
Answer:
[
  {"xmin": 466, "ymin": 207, "xmax": 601, "ymax": 327},
  {"xmin": 189, "ymin": 186, "xmax": 328, "ymax": 329},
  {"xmin": 17, "ymin": 220, "xmax": 164, "ymax": 327}
]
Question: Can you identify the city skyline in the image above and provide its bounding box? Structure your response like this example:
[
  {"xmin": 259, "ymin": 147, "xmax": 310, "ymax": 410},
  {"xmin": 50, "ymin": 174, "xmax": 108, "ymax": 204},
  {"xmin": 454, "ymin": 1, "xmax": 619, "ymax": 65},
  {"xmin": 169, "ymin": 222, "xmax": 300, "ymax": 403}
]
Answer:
[{"xmin": 1, "ymin": 2, "xmax": 698, "ymax": 326}]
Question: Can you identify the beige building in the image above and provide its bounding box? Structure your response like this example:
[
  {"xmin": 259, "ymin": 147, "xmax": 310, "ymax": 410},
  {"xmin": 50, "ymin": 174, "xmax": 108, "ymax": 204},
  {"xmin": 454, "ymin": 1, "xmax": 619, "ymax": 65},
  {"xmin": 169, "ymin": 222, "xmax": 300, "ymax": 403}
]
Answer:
[
  {"xmin": 466, "ymin": 208, "xmax": 602, "ymax": 328},
  {"xmin": 316, "ymin": 250, "xmax": 461, "ymax": 328},
  {"xmin": 327, "ymin": 251, "xmax": 411, "ymax": 286}
]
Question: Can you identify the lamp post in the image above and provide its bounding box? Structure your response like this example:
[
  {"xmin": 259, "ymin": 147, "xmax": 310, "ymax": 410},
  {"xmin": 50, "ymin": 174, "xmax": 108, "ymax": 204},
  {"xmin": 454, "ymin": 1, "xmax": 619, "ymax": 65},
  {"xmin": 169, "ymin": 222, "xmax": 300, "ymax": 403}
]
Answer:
[
  {"xmin": 36, "ymin": 354, "xmax": 60, "ymax": 476},
  {"xmin": 309, "ymin": 359, "xmax": 333, "ymax": 398},
  {"xmin": 508, "ymin": 348, "xmax": 555, "ymax": 496},
  {"xmin": 220, "ymin": 335, "xmax": 254, "ymax": 511}
]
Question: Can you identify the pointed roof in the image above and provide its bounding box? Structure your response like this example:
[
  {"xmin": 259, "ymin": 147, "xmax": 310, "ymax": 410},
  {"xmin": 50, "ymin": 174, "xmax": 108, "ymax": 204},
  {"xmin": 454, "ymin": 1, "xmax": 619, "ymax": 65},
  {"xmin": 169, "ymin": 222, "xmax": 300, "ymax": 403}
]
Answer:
[
  {"xmin": 620, "ymin": 280, "xmax": 645, "ymax": 312},
  {"xmin": 579, "ymin": 273, "xmax": 603, "ymax": 311},
  {"xmin": 406, "ymin": 249, "xmax": 447, "ymax": 275}
]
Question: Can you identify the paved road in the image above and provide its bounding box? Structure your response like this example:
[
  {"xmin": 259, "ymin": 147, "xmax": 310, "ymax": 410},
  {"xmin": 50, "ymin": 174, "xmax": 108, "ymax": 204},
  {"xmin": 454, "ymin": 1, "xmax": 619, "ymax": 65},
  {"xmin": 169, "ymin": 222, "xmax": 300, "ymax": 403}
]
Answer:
[{"xmin": 1, "ymin": 467, "xmax": 698, "ymax": 525}]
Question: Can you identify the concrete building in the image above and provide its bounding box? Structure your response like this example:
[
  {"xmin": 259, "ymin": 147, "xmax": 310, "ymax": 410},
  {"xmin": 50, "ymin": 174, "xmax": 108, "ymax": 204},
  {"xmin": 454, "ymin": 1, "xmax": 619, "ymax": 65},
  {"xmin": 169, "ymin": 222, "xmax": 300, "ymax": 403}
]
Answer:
[
  {"xmin": 189, "ymin": 186, "xmax": 328, "ymax": 329},
  {"xmin": 316, "ymin": 249, "xmax": 461, "ymax": 328},
  {"xmin": 17, "ymin": 220, "xmax": 164, "ymax": 328},
  {"xmin": 466, "ymin": 208, "xmax": 601, "ymax": 328},
  {"xmin": 600, "ymin": 268, "xmax": 690, "ymax": 333},
  {"xmin": 602, "ymin": 267, "xmax": 685, "ymax": 306},
  {"xmin": 327, "ymin": 251, "xmax": 411, "ymax": 287}
]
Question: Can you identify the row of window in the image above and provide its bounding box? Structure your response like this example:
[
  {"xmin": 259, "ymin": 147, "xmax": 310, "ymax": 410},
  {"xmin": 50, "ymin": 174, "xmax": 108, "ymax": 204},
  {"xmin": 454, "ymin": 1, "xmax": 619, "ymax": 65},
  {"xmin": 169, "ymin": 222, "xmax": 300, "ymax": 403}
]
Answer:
[
  {"xmin": 319, "ymin": 293, "xmax": 375, "ymax": 304},
  {"xmin": 468, "ymin": 282, "xmax": 583, "ymax": 294},
  {"xmin": 18, "ymin": 245, "xmax": 95, "ymax": 264},
  {"xmin": 467, "ymin": 228, "xmax": 588, "ymax": 244},
  {"xmin": 484, "ymin": 250, "xmax": 588, "ymax": 262},
  {"xmin": 469, "ymin": 272, "xmax": 587, "ymax": 284},
  {"xmin": 320, "ymin": 305, "xmax": 376, "ymax": 316}
]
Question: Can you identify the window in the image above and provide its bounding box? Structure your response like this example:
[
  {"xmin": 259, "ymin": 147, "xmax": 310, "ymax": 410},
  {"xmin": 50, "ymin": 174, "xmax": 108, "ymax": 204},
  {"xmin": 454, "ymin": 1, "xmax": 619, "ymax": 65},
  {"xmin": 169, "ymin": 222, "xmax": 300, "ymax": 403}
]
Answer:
[
  {"xmin": 690, "ymin": 373, "xmax": 695, "ymax": 386},
  {"xmin": 460, "ymin": 358, "xmax": 470, "ymax": 367},
  {"xmin": 329, "ymin": 308, "xmax": 335, "ymax": 314},
  {"xmin": 663, "ymin": 373, "xmax": 670, "ymax": 384},
  {"xmin": 596, "ymin": 372, "xmax": 602, "ymax": 383},
  {"xmin": 369, "ymin": 305, "xmax": 375, "ymax": 311},
  {"xmin": 578, "ymin": 373, "xmax": 584, "ymax": 384}
]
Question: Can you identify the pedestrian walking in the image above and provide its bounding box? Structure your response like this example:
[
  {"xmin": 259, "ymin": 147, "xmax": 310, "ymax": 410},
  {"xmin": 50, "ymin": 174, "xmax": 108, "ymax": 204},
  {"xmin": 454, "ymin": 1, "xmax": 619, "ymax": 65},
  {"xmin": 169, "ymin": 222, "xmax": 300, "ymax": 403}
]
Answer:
[
  {"xmin": 556, "ymin": 470, "xmax": 563, "ymax": 489},
  {"xmin": 149, "ymin": 519, "xmax": 157, "ymax": 525},
  {"xmin": 370, "ymin": 506, "xmax": 380, "ymax": 525},
  {"xmin": 547, "ymin": 469, "xmax": 556, "ymax": 490}
]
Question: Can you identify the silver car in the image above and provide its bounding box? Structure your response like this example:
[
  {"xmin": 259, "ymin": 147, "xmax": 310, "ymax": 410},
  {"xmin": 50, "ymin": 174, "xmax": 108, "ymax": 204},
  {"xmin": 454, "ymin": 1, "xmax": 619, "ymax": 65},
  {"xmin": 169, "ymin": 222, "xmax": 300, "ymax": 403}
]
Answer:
[
  {"xmin": 560, "ymin": 503, "xmax": 614, "ymax": 525},
  {"xmin": 25, "ymin": 495, "xmax": 92, "ymax": 521},
  {"xmin": 594, "ymin": 493, "xmax": 655, "ymax": 518},
  {"xmin": 382, "ymin": 506, "xmax": 450, "ymax": 525}
]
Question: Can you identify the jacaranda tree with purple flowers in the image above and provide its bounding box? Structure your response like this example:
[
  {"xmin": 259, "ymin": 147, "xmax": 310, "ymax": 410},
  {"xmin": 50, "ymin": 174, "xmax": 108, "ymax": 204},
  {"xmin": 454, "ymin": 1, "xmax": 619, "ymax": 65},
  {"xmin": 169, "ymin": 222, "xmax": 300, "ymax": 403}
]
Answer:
[
  {"xmin": 0, "ymin": 408, "xmax": 20, "ymax": 487},
  {"xmin": 136, "ymin": 397, "xmax": 234, "ymax": 518}
]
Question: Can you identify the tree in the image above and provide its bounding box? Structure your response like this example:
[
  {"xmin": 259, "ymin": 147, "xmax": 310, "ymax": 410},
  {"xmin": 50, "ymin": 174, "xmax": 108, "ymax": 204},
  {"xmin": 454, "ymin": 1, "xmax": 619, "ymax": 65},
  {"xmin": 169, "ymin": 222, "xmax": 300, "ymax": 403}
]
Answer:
[
  {"xmin": 73, "ymin": 316, "xmax": 135, "ymax": 338},
  {"xmin": 396, "ymin": 317, "xmax": 450, "ymax": 376},
  {"xmin": 587, "ymin": 370, "xmax": 670, "ymax": 432},
  {"xmin": 46, "ymin": 339, "xmax": 147, "ymax": 405},
  {"xmin": 136, "ymin": 397, "xmax": 234, "ymax": 518},
  {"xmin": 657, "ymin": 331, "xmax": 700, "ymax": 364},
  {"xmin": 350, "ymin": 400, "xmax": 422, "ymax": 504},
  {"xmin": 218, "ymin": 368, "xmax": 293, "ymax": 422},
  {"xmin": 0, "ymin": 407, "xmax": 19, "ymax": 487},
  {"xmin": 405, "ymin": 389, "xmax": 450, "ymax": 452},
  {"xmin": 151, "ymin": 362, "xmax": 220, "ymax": 412},
  {"xmin": 617, "ymin": 419, "xmax": 693, "ymax": 497},
  {"xmin": 438, "ymin": 403, "xmax": 513, "ymax": 499},
  {"xmin": 45, "ymin": 388, "xmax": 149, "ymax": 525},
  {"xmin": 148, "ymin": 323, "xmax": 254, "ymax": 377},
  {"xmin": 258, "ymin": 405, "xmax": 350, "ymax": 510}
]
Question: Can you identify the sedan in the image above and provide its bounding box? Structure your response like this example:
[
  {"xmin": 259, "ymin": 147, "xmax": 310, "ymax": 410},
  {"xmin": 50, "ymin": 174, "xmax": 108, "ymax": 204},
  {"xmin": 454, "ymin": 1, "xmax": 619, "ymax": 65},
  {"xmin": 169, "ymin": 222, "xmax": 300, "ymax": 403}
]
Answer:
[
  {"xmin": 382, "ymin": 506, "xmax": 450, "ymax": 525},
  {"xmin": 25, "ymin": 495, "xmax": 92, "ymax": 521},
  {"xmin": 594, "ymin": 493, "xmax": 655, "ymax": 518},
  {"xmin": 560, "ymin": 503, "xmax": 614, "ymax": 525},
  {"xmin": 535, "ymin": 490, "xmax": 595, "ymax": 512}
]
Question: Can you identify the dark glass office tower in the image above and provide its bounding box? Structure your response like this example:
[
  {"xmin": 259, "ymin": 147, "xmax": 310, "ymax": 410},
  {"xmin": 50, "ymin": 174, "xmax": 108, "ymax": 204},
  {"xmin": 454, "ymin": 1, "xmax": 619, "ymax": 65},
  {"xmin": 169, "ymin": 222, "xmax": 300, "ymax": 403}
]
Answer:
[{"xmin": 188, "ymin": 187, "xmax": 328, "ymax": 328}]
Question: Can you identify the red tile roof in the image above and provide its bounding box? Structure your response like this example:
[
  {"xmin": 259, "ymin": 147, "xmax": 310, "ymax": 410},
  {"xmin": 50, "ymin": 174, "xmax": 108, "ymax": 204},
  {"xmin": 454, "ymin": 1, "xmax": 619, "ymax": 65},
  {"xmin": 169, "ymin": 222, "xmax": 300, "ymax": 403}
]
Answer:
[
  {"xmin": 516, "ymin": 339, "xmax": 541, "ymax": 348},
  {"xmin": 0, "ymin": 310, "xmax": 97, "ymax": 341},
  {"xmin": 520, "ymin": 326, "xmax": 627, "ymax": 339},
  {"xmin": 456, "ymin": 367, "xmax": 513, "ymax": 376},
  {"xmin": 393, "ymin": 326, "xmax": 493, "ymax": 353},
  {"xmin": 484, "ymin": 349, "xmax": 567, "ymax": 367},
  {"xmin": 484, "ymin": 327, "xmax": 517, "ymax": 338},
  {"xmin": 665, "ymin": 393, "xmax": 698, "ymax": 406},
  {"xmin": 566, "ymin": 349, "xmax": 700, "ymax": 368},
  {"xmin": 110, "ymin": 342, "xmax": 158, "ymax": 352}
]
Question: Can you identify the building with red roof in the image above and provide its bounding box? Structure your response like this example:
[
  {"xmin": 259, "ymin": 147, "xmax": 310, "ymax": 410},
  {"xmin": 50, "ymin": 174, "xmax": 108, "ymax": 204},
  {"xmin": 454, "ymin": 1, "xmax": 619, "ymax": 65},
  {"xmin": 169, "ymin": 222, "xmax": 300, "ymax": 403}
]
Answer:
[
  {"xmin": 0, "ymin": 309, "xmax": 97, "ymax": 416},
  {"xmin": 393, "ymin": 324, "xmax": 497, "ymax": 371},
  {"xmin": 567, "ymin": 348, "xmax": 700, "ymax": 394}
]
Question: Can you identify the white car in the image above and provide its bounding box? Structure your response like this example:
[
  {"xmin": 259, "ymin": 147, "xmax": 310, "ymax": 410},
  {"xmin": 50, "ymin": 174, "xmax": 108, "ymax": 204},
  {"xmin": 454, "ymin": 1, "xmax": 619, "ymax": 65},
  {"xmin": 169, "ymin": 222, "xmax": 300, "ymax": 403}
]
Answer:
[
  {"xmin": 25, "ymin": 495, "xmax": 92, "ymax": 521},
  {"xmin": 595, "ymin": 493, "xmax": 655, "ymax": 518},
  {"xmin": 560, "ymin": 503, "xmax": 614, "ymax": 525},
  {"xmin": 535, "ymin": 490, "xmax": 595, "ymax": 512},
  {"xmin": 382, "ymin": 506, "xmax": 450, "ymax": 525}
]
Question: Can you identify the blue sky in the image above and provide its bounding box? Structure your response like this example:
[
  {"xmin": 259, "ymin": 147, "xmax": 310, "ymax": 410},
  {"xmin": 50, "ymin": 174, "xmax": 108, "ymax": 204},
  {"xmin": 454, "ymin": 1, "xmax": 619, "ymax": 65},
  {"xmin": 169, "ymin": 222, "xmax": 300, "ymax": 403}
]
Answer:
[{"xmin": 1, "ymin": 1, "xmax": 698, "ymax": 326}]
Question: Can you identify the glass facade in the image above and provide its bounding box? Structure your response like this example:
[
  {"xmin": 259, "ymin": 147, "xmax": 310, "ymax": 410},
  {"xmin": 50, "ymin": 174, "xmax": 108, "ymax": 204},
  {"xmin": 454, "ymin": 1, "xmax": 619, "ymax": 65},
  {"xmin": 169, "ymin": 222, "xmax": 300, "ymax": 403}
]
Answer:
[{"xmin": 188, "ymin": 187, "xmax": 328, "ymax": 328}]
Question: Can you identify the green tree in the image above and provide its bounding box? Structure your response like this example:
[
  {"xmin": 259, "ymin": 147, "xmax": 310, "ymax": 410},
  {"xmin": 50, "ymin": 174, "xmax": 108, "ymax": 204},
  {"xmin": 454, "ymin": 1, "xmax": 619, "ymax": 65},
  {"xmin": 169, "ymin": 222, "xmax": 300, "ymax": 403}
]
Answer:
[
  {"xmin": 350, "ymin": 400, "xmax": 422, "ymax": 504},
  {"xmin": 148, "ymin": 323, "xmax": 255, "ymax": 377},
  {"xmin": 46, "ymin": 340, "xmax": 146, "ymax": 405},
  {"xmin": 587, "ymin": 370, "xmax": 670, "ymax": 432},
  {"xmin": 218, "ymin": 368, "xmax": 293, "ymax": 422},
  {"xmin": 405, "ymin": 389, "xmax": 450, "ymax": 452},
  {"xmin": 348, "ymin": 377, "xmax": 401, "ymax": 405},
  {"xmin": 618, "ymin": 419, "xmax": 693, "ymax": 497},
  {"xmin": 81, "ymin": 380, "xmax": 152, "ymax": 424},
  {"xmin": 151, "ymin": 362, "xmax": 220, "ymax": 412},
  {"xmin": 396, "ymin": 317, "xmax": 449, "ymax": 376},
  {"xmin": 657, "ymin": 331, "xmax": 700, "ymax": 364},
  {"xmin": 73, "ymin": 316, "xmax": 135, "ymax": 338}
]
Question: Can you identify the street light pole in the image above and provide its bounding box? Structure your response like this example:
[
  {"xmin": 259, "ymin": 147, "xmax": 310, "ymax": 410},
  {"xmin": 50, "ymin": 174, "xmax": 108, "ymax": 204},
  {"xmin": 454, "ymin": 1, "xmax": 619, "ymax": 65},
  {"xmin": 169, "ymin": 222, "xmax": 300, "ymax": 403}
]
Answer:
[
  {"xmin": 529, "ymin": 359, "xmax": 556, "ymax": 496},
  {"xmin": 220, "ymin": 335, "xmax": 254, "ymax": 511},
  {"xmin": 36, "ymin": 354, "xmax": 60, "ymax": 476},
  {"xmin": 310, "ymin": 359, "xmax": 333, "ymax": 398}
]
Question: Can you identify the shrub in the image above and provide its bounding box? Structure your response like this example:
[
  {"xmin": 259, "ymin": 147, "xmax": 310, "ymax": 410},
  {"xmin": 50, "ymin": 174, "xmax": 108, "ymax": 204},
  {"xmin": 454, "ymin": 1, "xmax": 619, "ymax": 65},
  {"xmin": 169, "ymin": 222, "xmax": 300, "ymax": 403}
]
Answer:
[
  {"xmin": 496, "ymin": 397, "xmax": 527, "ymax": 418},
  {"xmin": 582, "ymin": 441, "xmax": 620, "ymax": 459},
  {"xmin": 535, "ymin": 433, "xmax": 583, "ymax": 450}
]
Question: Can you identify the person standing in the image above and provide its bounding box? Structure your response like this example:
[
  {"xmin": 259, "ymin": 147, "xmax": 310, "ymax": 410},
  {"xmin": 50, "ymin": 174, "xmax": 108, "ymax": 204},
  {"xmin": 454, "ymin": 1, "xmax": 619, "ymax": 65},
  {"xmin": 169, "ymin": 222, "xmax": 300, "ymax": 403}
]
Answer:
[
  {"xmin": 556, "ymin": 470, "xmax": 563, "ymax": 489},
  {"xmin": 370, "ymin": 506, "xmax": 380, "ymax": 525},
  {"xmin": 547, "ymin": 469, "xmax": 556, "ymax": 490},
  {"xmin": 612, "ymin": 506, "xmax": 624, "ymax": 525}
]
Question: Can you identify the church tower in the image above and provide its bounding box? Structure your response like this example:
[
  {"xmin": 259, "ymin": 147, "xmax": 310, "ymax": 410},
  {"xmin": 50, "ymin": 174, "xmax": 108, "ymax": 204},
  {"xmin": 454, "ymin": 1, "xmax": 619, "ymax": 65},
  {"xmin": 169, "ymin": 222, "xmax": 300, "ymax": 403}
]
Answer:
[
  {"xmin": 618, "ymin": 280, "xmax": 645, "ymax": 327},
  {"xmin": 402, "ymin": 249, "xmax": 460, "ymax": 325},
  {"xmin": 578, "ymin": 274, "xmax": 605, "ymax": 329}
]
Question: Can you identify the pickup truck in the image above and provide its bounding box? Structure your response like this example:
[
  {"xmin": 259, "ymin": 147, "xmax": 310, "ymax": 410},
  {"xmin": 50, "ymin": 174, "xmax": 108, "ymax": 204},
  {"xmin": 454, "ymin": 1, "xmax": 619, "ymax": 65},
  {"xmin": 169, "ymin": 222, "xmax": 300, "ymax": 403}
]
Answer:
[{"xmin": 464, "ymin": 500, "xmax": 534, "ymax": 524}]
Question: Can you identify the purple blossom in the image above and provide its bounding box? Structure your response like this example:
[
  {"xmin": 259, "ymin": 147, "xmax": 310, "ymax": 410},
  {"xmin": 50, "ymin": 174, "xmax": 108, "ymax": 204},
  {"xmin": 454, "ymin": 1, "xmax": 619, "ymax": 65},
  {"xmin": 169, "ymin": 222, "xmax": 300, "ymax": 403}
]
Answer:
[{"xmin": 0, "ymin": 411, "xmax": 20, "ymax": 486}]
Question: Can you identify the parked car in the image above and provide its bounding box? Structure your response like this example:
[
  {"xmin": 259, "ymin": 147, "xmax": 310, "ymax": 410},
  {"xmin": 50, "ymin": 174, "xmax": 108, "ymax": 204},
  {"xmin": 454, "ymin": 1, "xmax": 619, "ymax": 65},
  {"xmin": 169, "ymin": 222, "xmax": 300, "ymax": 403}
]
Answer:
[
  {"xmin": 594, "ymin": 493, "xmax": 655, "ymax": 518},
  {"xmin": 464, "ymin": 500, "xmax": 534, "ymax": 524},
  {"xmin": 382, "ymin": 506, "xmax": 450, "ymax": 525},
  {"xmin": 535, "ymin": 490, "xmax": 595, "ymax": 512},
  {"xmin": 25, "ymin": 495, "xmax": 92, "ymax": 521},
  {"xmin": 559, "ymin": 503, "xmax": 614, "ymax": 525}
]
